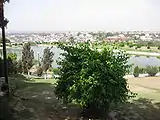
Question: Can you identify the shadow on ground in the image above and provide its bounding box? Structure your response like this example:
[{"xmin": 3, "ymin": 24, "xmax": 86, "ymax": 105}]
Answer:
[
  {"xmin": 1, "ymin": 74, "xmax": 160, "ymax": 120},
  {"xmin": 113, "ymin": 98, "xmax": 160, "ymax": 120}
]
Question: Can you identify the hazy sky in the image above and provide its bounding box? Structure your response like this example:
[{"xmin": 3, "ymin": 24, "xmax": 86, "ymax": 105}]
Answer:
[{"xmin": 4, "ymin": 0, "xmax": 160, "ymax": 32}]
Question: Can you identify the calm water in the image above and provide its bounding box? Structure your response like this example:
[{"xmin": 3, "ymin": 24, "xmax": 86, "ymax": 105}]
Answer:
[{"xmin": 1, "ymin": 46, "xmax": 160, "ymax": 68}]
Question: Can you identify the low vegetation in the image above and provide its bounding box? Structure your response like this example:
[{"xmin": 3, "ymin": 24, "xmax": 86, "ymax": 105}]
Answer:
[
  {"xmin": 133, "ymin": 65, "xmax": 159, "ymax": 77},
  {"xmin": 146, "ymin": 66, "xmax": 159, "ymax": 76},
  {"xmin": 133, "ymin": 66, "xmax": 139, "ymax": 77}
]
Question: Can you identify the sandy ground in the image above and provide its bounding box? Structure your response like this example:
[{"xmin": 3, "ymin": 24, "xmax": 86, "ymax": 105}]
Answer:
[
  {"xmin": 128, "ymin": 76, "xmax": 160, "ymax": 90},
  {"xmin": 127, "ymin": 76, "xmax": 160, "ymax": 101}
]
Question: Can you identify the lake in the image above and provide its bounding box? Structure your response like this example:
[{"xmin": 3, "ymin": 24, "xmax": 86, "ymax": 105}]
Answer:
[{"xmin": 1, "ymin": 45, "xmax": 160, "ymax": 69}]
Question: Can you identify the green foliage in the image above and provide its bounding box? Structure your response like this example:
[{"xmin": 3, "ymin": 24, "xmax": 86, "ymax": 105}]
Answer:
[
  {"xmin": 135, "ymin": 44, "xmax": 141, "ymax": 49},
  {"xmin": 52, "ymin": 68, "xmax": 60, "ymax": 75},
  {"xmin": 133, "ymin": 66, "xmax": 146, "ymax": 77},
  {"xmin": 22, "ymin": 43, "xmax": 34, "ymax": 74},
  {"xmin": 157, "ymin": 56, "xmax": 160, "ymax": 59},
  {"xmin": 55, "ymin": 42, "xmax": 134, "ymax": 118},
  {"xmin": 139, "ymin": 67, "xmax": 146, "ymax": 74},
  {"xmin": 128, "ymin": 44, "xmax": 134, "ymax": 48},
  {"xmin": 7, "ymin": 57, "xmax": 17, "ymax": 74},
  {"xmin": 42, "ymin": 47, "xmax": 54, "ymax": 73},
  {"xmin": 119, "ymin": 42, "xmax": 125, "ymax": 47},
  {"xmin": 158, "ymin": 46, "xmax": 160, "ymax": 50},
  {"xmin": 146, "ymin": 66, "xmax": 158, "ymax": 76},
  {"xmin": 0, "ymin": 55, "xmax": 20, "ymax": 75},
  {"xmin": 7, "ymin": 53, "xmax": 17, "ymax": 74},
  {"xmin": 16, "ymin": 60, "xmax": 23, "ymax": 74},
  {"xmin": 133, "ymin": 66, "xmax": 139, "ymax": 77},
  {"xmin": 7, "ymin": 53, "xmax": 17, "ymax": 61}
]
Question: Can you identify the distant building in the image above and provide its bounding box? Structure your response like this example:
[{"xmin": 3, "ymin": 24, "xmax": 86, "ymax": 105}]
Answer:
[
  {"xmin": 140, "ymin": 35, "xmax": 153, "ymax": 41},
  {"xmin": 106, "ymin": 34, "xmax": 127, "ymax": 42}
]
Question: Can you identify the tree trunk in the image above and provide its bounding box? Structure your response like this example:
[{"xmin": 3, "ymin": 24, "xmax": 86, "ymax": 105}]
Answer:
[{"xmin": 0, "ymin": 2, "xmax": 9, "ymax": 97}]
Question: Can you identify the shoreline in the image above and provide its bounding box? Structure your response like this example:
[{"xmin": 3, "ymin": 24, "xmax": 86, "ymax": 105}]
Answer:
[
  {"xmin": 124, "ymin": 72, "xmax": 160, "ymax": 79},
  {"xmin": 0, "ymin": 44, "xmax": 160, "ymax": 57},
  {"xmin": 126, "ymin": 51, "xmax": 160, "ymax": 57}
]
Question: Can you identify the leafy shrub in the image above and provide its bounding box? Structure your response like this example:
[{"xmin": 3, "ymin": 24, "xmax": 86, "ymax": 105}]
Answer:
[
  {"xmin": 135, "ymin": 44, "xmax": 141, "ymax": 49},
  {"xmin": 146, "ymin": 66, "xmax": 158, "ymax": 76},
  {"xmin": 7, "ymin": 53, "xmax": 18, "ymax": 74},
  {"xmin": 7, "ymin": 57, "xmax": 17, "ymax": 74},
  {"xmin": 119, "ymin": 43, "xmax": 125, "ymax": 47},
  {"xmin": 157, "ymin": 56, "xmax": 160, "ymax": 59},
  {"xmin": 7, "ymin": 53, "xmax": 17, "ymax": 61},
  {"xmin": 158, "ymin": 46, "xmax": 160, "ymax": 50},
  {"xmin": 0, "ymin": 56, "xmax": 19, "ymax": 75},
  {"xmin": 133, "ymin": 66, "xmax": 139, "ymax": 77},
  {"xmin": 52, "ymin": 68, "xmax": 59, "ymax": 75},
  {"xmin": 139, "ymin": 67, "xmax": 146, "ymax": 74},
  {"xmin": 54, "ymin": 42, "xmax": 134, "ymax": 119},
  {"xmin": 16, "ymin": 60, "xmax": 23, "ymax": 74},
  {"xmin": 128, "ymin": 44, "xmax": 134, "ymax": 48}
]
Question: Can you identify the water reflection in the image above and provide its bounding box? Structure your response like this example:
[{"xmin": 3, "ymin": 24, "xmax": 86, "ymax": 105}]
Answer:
[{"xmin": 1, "ymin": 46, "xmax": 160, "ymax": 68}]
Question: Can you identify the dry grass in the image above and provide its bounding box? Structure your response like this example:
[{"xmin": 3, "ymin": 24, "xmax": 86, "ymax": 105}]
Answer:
[{"xmin": 128, "ymin": 76, "xmax": 160, "ymax": 101}]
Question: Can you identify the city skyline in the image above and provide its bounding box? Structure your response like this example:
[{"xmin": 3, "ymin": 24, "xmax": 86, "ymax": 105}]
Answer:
[{"xmin": 4, "ymin": 0, "xmax": 160, "ymax": 32}]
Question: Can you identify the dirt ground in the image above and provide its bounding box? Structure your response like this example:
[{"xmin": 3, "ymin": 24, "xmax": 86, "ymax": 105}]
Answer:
[{"xmin": 128, "ymin": 76, "xmax": 160, "ymax": 101}]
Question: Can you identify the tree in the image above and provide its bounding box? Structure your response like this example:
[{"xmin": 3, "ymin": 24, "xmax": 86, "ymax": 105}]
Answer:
[
  {"xmin": 55, "ymin": 42, "xmax": 134, "ymax": 119},
  {"xmin": 7, "ymin": 53, "xmax": 18, "ymax": 74},
  {"xmin": 42, "ymin": 47, "xmax": 54, "ymax": 79},
  {"xmin": 22, "ymin": 43, "xmax": 34, "ymax": 75},
  {"xmin": 133, "ymin": 66, "xmax": 139, "ymax": 77},
  {"xmin": 106, "ymin": 32, "xmax": 114, "ymax": 37},
  {"xmin": 146, "ymin": 66, "xmax": 158, "ymax": 76}
]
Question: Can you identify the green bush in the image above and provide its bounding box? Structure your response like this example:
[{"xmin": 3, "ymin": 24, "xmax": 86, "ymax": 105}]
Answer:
[
  {"xmin": 0, "ymin": 56, "xmax": 19, "ymax": 75},
  {"xmin": 158, "ymin": 46, "xmax": 160, "ymax": 50},
  {"xmin": 128, "ymin": 44, "xmax": 134, "ymax": 48},
  {"xmin": 119, "ymin": 42, "xmax": 125, "ymax": 47},
  {"xmin": 157, "ymin": 56, "xmax": 160, "ymax": 59},
  {"xmin": 146, "ymin": 66, "xmax": 158, "ymax": 76},
  {"xmin": 54, "ymin": 42, "xmax": 134, "ymax": 119},
  {"xmin": 139, "ymin": 67, "xmax": 146, "ymax": 74},
  {"xmin": 135, "ymin": 44, "xmax": 141, "ymax": 49},
  {"xmin": 133, "ymin": 66, "xmax": 139, "ymax": 77},
  {"xmin": 52, "ymin": 68, "xmax": 60, "ymax": 75}
]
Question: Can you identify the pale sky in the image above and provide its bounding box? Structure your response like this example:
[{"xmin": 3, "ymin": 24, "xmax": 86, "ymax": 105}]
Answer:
[{"xmin": 4, "ymin": 0, "xmax": 160, "ymax": 32}]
